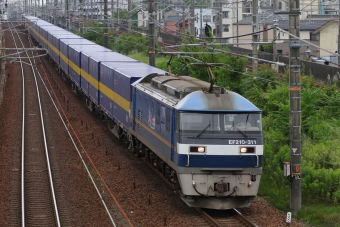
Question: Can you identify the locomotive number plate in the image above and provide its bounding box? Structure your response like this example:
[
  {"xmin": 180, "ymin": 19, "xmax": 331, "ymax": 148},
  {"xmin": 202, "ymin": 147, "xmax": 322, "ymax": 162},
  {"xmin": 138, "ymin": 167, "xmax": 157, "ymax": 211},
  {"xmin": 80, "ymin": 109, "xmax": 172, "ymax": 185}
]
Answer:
[{"xmin": 228, "ymin": 139, "xmax": 257, "ymax": 145}]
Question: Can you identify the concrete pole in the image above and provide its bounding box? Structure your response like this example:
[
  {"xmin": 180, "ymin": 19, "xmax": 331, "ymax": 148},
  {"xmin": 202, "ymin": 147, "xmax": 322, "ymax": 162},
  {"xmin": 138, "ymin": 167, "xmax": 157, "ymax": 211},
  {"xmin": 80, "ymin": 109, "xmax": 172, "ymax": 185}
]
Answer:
[
  {"xmin": 128, "ymin": 0, "xmax": 131, "ymax": 30},
  {"xmin": 117, "ymin": 0, "xmax": 119, "ymax": 22},
  {"xmin": 148, "ymin": 0, "xmax": 155, "ymax": 66},
  {"xmin": 104, "ymin": 0, "xmax": 108, "ymax": 47},
  {"xmin": 90, "ymin": 0, "xmax": 93, "ymax": 20},
  {"xmin": 219, "ymin": 0, "xmax": 222, "ymax": 42},
  {"xmin": 80, "ymin": 0, "xmax": 83, "ymax": 35},
  {"xmin": 200, "ymin": 6, "xmax": 202, "ymax": 38},
  {"xmin": 159, "ymin": 5, "xmax": 162, "ymax": 36},
  {"xmin": 273, "ymin": 0, "xmax": 277, "ymax": 62},
  {"xmin": 252, "ymin": 0, "xmax": 258, "ymax": 71},
  {"xmin": 53, "ymin": 0, "xmax": 57, "ymax": 25},
  {"xmin": 289, "ymin": 0, "xmax": 302, "ymax": 214},
  {"xmin": 111, "ymin": 0, "xmax": 113, "ymax": 23},
  {"xmin": 100, "ymin": 0, "xmax": 103, "ymax": 20},
  {"xmin": 154, "ymin": 2, "xmax": 158, "ymax": 37},
  {"xmin": 236, "ymin": 0, "xmax": 239, "ymax": 47},
  {"xmin": 338, "ymin": 0, "xmax": 340, "ymax": 66},
  {"xmin": 182, "ymin": 0, "xmax": 185, "ymax": 33},
  {"xmin": 65, "ymin": 0, "xmax": 69, "ymax": 30},
  {"xmin": 190, "ymin": 0, "xmax": 195, "ymax": 36}
]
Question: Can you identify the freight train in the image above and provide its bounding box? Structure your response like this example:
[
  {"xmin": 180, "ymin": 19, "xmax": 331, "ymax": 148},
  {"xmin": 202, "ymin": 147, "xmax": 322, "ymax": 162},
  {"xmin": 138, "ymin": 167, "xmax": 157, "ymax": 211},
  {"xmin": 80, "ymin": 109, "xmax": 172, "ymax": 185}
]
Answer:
[{"xmin": 22, "ymin": 15, "xmax": 264, "ymax": 210}]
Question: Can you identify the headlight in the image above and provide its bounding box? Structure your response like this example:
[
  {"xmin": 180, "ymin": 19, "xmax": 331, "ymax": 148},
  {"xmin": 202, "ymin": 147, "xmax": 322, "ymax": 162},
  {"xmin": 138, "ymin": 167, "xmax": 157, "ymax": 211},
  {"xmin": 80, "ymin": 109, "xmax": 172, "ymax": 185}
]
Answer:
[
  {"xmin": 240, "ymin": 147, "xmax": 248, "ymax": 153},
  {"xmin": 190, "ymin": 146, "xmax": 206, "ymax": 153},
  {"xmin": 240, "ymin": 147, "xmax": 255, "ymax": 153},
  {"xmin": 198, "ymin": 147, "xmax": 205, "ymax": 153}
]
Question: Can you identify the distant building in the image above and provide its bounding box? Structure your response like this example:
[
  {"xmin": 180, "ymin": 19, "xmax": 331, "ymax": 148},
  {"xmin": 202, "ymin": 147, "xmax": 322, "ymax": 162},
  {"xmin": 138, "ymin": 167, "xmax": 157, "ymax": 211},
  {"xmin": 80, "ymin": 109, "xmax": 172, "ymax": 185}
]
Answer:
[
  {"xmin": 232, "ymin": 13, "xmax": 335, "ymax": 58},
  {"xmin": 137, "ymin": 9, "xmax": 169, "ymax": 28},
  {"xmin": 311, "ymin": 19, "xmax": 338, "ymax": 56},
  {"xmin": 194, "ymin": 8, "xmax": 212, "ymax": 38},
  {"xmin": 164, "ymin": 15, "xmax": 181, "ymax": 35}
]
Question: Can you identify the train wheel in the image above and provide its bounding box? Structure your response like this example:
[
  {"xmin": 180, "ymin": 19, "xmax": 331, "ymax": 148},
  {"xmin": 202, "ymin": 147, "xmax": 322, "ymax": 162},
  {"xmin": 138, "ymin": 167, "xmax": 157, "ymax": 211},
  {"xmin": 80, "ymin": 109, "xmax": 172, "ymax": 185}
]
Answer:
[
  {"xmin": 144, "ymin": 148, "xmax": 150, "ymax": 163},
  {"xmin": 137, "ymin": 143, "xmax": 145, "ymax": 157}
]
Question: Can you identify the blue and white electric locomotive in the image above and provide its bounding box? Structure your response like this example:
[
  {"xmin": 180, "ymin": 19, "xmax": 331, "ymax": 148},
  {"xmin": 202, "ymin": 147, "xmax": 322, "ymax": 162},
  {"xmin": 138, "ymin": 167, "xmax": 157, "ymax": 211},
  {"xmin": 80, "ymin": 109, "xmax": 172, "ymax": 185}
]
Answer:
[
  {"xmin": 130, "ymin": 74, "xmax": 263, "ymax": 209},
  {"xmin": 23, "ymin": 15, "xmax": 263, "ymax": 210}
]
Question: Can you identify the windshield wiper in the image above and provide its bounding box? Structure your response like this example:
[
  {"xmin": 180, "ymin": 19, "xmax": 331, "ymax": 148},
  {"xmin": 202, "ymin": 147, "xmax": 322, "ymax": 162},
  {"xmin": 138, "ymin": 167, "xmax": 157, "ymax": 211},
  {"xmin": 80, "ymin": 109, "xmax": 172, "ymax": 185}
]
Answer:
[
  {"xmin": 196, "ymin": 123, "xmax": 211, "ymax": 137},
  {"xmin": 234, "ymin": 125, "xmax": 249, "ymax": 138},
  {"xmin": 226, "ymin": 122, "xmax": 249, "ymax": 138}
]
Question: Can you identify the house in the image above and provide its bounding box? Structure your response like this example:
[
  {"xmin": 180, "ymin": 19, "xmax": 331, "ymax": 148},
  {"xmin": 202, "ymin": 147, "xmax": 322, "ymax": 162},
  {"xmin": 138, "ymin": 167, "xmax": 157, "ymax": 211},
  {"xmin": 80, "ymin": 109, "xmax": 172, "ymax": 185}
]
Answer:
[
  {"xmin": 310, "ymin": 19, "xmax": 339, "ymax": 56},
  {"xmin": 164, "ymin": 15, "xmax": 182, "ymax": 35},
  {"xmin": 137, "ymin": 9, "xmax": 165, "ymax": 28},
  {"xmin": 232, "ymin": 13, "xmax": 333, "ymax": 58},
  {"xmin": 194, "ymin": 8, "xmax": 213, "ymax": 38}
]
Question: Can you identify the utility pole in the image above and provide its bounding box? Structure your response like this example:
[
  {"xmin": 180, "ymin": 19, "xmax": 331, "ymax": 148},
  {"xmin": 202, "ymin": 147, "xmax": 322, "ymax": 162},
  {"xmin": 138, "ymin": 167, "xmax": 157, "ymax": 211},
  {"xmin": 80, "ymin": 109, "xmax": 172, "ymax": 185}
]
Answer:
[
  {"xmin": 190, "ymin": 0, "xmax": 195, "ymax": 36},
  {"xmin": 236, "ymin": 0, "xmax": 239, "ymax": 47},
  {"xmin": 104, "ymin": 0, "xmax": 108, "ymax": 47},
  {"xmin": 252, "ymin": 0, "xmax": 258, "ymax": 71},
  {"xmin": 100, "ymin": 0, "xmax": 103, "ymax": 20},
  {"xmin": 273, "ymin": 0, "xmax": 277, "ymax": 62},
  {"xmin": 45, "ymin": 0, "xmax": 48, "ymax": 21},
  {"xmin": 117, "ymin": 0, "xmax": 119, "ymax": 22},
  {"xmin": 154, "ymin": 2, "xmax": 158, "ymax": 37},
  {"xmin": 90, "ymin": 0, "xmax": 93, "ymax": 20},
  {"xmin": 289, "ymin": 0, "xmax": 302, "ymax": 214},
  {"xmin": 111, "ymin": 0, "xmax": 113, "ymax": 25},
  {"xmin": 338, "ymin": 0, "xmax": 340, "ymax": 67},
  {"xmin": 80, "ymin": 0, "xmax": 83, "ymax": 36},
  {"xmin": 200, "ymin": 6, "xmax": 202, "ymax": 38},
  {"xmin": 159, "ymin": 5, "xmax": 162, "ymax": 36},
  {"xmin": 218, "ymin": 0, "xmax": 222, "ymax": 42},
  {"xmin": 128, "ymin": 0, "xmax": 132, "ymax": 30},
  {"xmin": 53, "ymin": 0, "xmax": 57, "ymax": 25},
  {"xmin": 182, "ymin": 0, "xmax": 185, "ymax": 34},
  {"xmin": 148, "ymin": 0, "xmax": 155, "ymax": 66},
  {"xmin": 66, "ymin": 0, "xmax": 69, "ymax": 30}
]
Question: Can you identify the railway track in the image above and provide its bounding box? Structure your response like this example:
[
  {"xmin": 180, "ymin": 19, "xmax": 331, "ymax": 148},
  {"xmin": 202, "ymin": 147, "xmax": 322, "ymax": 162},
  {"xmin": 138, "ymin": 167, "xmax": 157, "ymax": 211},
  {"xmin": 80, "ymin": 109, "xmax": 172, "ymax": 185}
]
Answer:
[
  {"xmin": 5, "ymin": 21, "xmax": 64, "ymax": 226},
  {"xmin": 142, "ymin": 155, "xmax": 259, "ymax": 227},
  {"xmin": 199, "ymin": 208, "xmax": 258, "ymax": 227}
]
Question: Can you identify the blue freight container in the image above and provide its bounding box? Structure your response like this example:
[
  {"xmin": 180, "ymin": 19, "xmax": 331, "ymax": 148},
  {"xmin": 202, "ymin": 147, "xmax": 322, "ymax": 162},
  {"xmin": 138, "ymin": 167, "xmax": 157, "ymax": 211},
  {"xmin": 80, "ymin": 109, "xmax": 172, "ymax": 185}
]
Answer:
[
  {"xmin": 24, "ymin": 16, "xmax": 39, "ymax": 32},
  {"xmin": 47, "ymin": 32, "xmax": 80, "ymax": 65},
  {"xmin": 81, "ymin": 51, "xmax": 137, "ymax": 105},
  {"xmin": 100, "ymin": 61, "xmax": 166, "ymax": 130},
  {"xmin": 28, "ymin": 21, "xmax": 55, "ymax": 47},
  {"xmin": 59, "ymin": 39, "xmax": 97, "ymax": 76},
  {"xmin": 67, "ymin": 44, "xmax": 112, "ymax": 88},
  {"xmin": 39, "ymin": 26, "xmax": 65, "ymax": 50}
]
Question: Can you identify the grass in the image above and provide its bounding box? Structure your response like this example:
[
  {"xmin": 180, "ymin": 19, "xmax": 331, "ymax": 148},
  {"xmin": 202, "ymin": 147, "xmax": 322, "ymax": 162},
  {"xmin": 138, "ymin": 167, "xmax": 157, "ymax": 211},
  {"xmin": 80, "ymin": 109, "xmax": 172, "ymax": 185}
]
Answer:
[
  {"xmin": 128, "ymin": 52, "xmax": 169, "ymax": 65},
  {"xmin": 259, "ymin": 178, "xmax": 340, "ymax": 227},
  {"xmin": 297, "ymin": 205, "xmax": 340, "ymax": 227}
]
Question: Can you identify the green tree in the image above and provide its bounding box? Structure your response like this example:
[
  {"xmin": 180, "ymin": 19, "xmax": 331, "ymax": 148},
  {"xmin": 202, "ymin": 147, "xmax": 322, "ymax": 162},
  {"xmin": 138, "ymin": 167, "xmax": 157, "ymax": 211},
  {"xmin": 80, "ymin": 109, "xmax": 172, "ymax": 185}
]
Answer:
[{"xmin": 259, "ymin": 43, "xmax": 273, "ymax": 53}]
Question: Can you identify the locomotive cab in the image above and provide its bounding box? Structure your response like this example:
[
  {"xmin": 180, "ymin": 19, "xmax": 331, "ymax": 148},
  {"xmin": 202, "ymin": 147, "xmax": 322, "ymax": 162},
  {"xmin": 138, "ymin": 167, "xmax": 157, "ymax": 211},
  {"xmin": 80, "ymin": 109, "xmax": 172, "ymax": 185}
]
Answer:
[
  {"xmin": 132, "ymin": 75, "xmax": 264, "ymax": 209},
  {"xmin": 174, "ymin": 91, "xmax": 264, "ymax": 209}
]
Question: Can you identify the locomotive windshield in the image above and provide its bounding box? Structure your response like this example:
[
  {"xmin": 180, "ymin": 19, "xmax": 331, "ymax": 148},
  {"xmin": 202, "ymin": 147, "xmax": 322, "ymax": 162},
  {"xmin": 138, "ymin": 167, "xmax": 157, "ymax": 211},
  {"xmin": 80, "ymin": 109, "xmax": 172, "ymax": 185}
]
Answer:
[{"xmin": 179, "ymin": 112, "xmax": 262, "ymax": 136}]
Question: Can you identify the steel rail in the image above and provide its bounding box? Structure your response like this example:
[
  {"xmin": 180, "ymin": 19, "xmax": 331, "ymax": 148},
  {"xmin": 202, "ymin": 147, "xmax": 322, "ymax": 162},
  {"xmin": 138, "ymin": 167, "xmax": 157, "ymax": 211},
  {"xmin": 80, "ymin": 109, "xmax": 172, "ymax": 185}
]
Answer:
[
  {"xmin": 8, "ymin": 21, "xmax": 61, "ymax": 227},
  {"xmin": 194, "ymin": 208, "xmax": 222, "ymax": 227},
  {"xmin": 234, "ymin": 208, "xmax": 258, "ymax": 227},
  {"xmin": 33, "ymin": 59, "xmax": 118, "ymax": 227}
]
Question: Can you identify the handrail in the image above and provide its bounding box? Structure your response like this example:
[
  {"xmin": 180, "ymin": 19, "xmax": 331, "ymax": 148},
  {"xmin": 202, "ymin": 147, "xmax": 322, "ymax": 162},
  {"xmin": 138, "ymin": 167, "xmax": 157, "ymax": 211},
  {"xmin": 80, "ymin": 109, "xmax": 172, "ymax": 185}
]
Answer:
[{"xmin": 186, "ymin": 154, "xmax": 190, "ymax": 166}]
